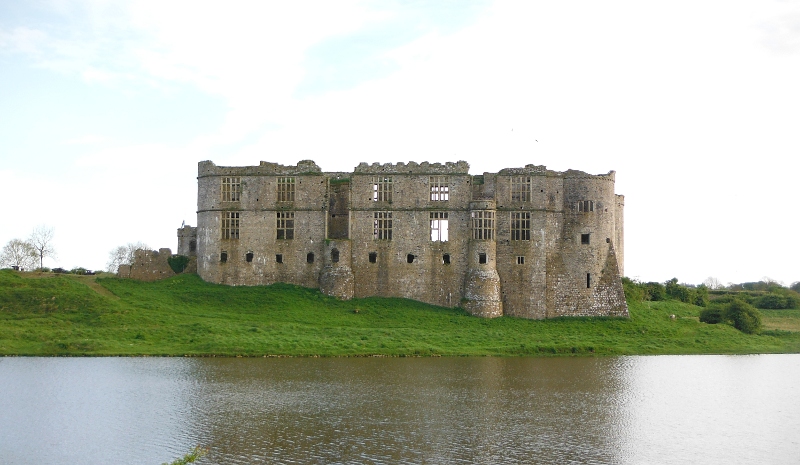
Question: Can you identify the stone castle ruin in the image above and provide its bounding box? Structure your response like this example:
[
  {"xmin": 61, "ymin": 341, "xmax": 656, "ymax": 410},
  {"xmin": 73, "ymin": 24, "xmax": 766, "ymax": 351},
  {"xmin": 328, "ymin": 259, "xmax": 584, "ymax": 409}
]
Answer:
[{"xmin": 176, "ymin": 160, "xmax": 628, "ymax": 319}]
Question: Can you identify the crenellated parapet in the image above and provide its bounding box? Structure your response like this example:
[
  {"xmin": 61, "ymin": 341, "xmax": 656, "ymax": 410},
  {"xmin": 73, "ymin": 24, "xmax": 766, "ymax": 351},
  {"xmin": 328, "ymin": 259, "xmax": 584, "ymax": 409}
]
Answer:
[
  {"xmin": 198, "ymin": 160, "xmax": 323, "ymax": 177},
  {"xmin": 354, "ymin": 160, "xmax": 470, "ymax": 174}
]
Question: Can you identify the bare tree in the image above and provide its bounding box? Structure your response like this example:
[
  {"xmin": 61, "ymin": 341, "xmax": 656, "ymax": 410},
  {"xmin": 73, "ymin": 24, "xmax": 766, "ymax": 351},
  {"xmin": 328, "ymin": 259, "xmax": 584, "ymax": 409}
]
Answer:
[
  {"xmin": 28, "ymin": 225, "xmax": 56, "ymax": 270},
  {"xmin": 0, "ymin": 239, "xmax": 38, "ymax": 270},
  {"xmin": 702, "ymin": 277, "xmax": 723, "ymax": 290},
  {"xmin": 107, "ymin": 241, "xmax": 149, "ymax": 273}
]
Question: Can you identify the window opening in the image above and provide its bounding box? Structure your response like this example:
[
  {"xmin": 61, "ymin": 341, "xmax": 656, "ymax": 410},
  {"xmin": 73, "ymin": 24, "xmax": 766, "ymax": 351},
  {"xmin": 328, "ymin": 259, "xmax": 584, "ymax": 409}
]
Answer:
[
  {"xmin": 307, "ymin": 252, "xmax": 314, "ymax": 264},
  {"xmin": 442, "ymin": 254, "xmax": 451, "ymax": 265},
  {"xmin": 372, "ymin": 176, "xmax": 392, "ymax": 202},
  {"xmin": 587, "ymin": 273, "xmax": 591, "ymax": 288},
  {"xmin": 581, "ymin": 233, "xmax": 590, "ymax": 245},
  {"xmin": 246, "ymin": 252, "xmax": 254, "ymax": 263},
  {"xmin": 517, "ymin": 256, "xmax": 525, "ymax": 265},
  {"xmin": 276, "ymin": 254, "xmax": 283, "ymax": 264},
  {"xmin": 221, "ymin": 211, "xmax": 240, "ymax": 240},
  {"xmin": 479, "ymin": 253, "xmax": 487, "ymax": 264},
  {"xmin": 276, "ymin": 211, "xmax": 294, "ymax": 239},
  {"xmin": 511, "ymin": 176, "xmax": 531, "ymax": 202},
  {"xmin": 511, "ymin": 212, "xmax": 531, "ymax": 241},
  {"xmin": 368, "ymin": 252, "xmax": 377, "ymax": 263},
  {"xmin": 373, "ymin": 211, "xmax": 393, "ymax": 240},
  {"xmin": 407, "ymin": 254, "xmax": 415, "ymax": 263},
  {"xmin": 430, "ymin": 212, "xmax": 449, "ymax": 241},
  {"xmin": 220, "ymin": 251, "xmax": 228, "ymax": 263},
  {"xmin": 221, "ymin": 177, "xmax": 241, "ymax": 202},
  {"xmin": 429, "ymin": 176, "xmax": 450, "ymax": 201},
  {"xmin": 277, "ymin": 177, "xmax": 295, "ymax": 202},
  {"xmin": 331, "ymin": 249, "xmax": 339, "ymax": 263},
  {"xmin": 189, "ymin": 240, "xmax": 196, "ymax": 253},
  {"xmin": 578, "ymin": 200, "xmax": 594, "ymax": 212},
  {"xmin": 471, "ymin": 210, "xmax": 495, "ymax": 240}
]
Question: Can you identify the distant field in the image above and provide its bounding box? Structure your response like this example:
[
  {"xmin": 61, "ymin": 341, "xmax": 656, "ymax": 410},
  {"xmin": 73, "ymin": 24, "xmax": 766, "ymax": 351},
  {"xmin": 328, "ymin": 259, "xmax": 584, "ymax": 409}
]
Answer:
[{"xmin": 1, "ymin": 270, "xmax": 798, "ymax": 356}]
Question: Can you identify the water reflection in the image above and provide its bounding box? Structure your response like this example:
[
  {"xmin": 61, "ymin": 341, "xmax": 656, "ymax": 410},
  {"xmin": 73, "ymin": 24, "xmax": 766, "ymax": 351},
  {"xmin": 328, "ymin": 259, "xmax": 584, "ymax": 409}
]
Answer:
[{"xmin": 1, "ymin": 355, "xmax": 798, "ymax": 464}]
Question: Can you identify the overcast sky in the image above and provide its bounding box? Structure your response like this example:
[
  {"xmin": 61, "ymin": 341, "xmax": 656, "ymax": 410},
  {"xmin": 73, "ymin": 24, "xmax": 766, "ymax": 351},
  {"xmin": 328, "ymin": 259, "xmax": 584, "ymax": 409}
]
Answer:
[{"xmin": 1, "ymin": 0, "xmax": 799, "ymax": 286}]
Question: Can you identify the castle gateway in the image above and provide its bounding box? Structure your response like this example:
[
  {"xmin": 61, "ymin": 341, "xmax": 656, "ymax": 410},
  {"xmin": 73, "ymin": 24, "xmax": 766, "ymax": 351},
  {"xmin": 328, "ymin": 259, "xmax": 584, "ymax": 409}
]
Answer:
[{"xmin": 178, "ymin": 160, "xmax": 628, "ymax": 319}]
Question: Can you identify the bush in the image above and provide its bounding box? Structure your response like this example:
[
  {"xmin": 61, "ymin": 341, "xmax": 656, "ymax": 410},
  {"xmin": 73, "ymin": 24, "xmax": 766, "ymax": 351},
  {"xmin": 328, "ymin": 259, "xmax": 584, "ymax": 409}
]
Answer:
[
  {"xmin": 726, "ymin": 299, "xmax": 762, "ymax": 334},
  {"xmin": 644, "ymin": 282, "xmax": 666, "ymax": 301},
  {"xmin": 70, "ymin": 267, "xmax": 87, "ymax": 275},
  {"xmin": 622, "ymin": 277, "xmax": 645, "ymax": 302},
  {"xmin": 167, "ymin": 255, "xmax": 190, "ymax": 274},
  {"xmin": 699, "ymin": 307, "xmax": 725, "ymax": 324},
  {"xmin": 755, "ymin": 293, "xmax": 788, "ymax": 309}
]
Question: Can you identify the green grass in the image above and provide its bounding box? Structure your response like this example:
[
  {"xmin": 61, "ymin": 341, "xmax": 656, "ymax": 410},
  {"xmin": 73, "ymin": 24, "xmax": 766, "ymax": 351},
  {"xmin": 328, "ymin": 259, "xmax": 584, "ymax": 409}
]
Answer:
[{"xmin": 1, "ymin": 269, "xmax": 799, "ymax": 356}]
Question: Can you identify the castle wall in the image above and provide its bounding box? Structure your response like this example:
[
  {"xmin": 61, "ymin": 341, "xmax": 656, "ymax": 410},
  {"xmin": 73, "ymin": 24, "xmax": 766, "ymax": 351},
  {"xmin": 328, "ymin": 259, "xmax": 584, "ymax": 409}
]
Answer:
[{"xmin": 191, "ymin": 160, "xmax": 627, "ymax": 319}]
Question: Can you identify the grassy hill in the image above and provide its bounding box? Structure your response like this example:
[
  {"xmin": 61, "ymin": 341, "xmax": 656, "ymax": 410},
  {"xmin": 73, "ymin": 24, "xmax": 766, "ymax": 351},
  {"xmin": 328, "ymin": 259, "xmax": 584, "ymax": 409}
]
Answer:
[{"xmin": 1, "ymin": 269, "xmax": 798, "ymax": 356}]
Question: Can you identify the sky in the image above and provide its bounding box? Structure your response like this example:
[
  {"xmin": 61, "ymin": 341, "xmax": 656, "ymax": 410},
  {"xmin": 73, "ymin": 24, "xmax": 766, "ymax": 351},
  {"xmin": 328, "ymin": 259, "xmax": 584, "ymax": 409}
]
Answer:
[{"xmin": 1, "ymin": 0, "xmax": 799, "ymax": 286}]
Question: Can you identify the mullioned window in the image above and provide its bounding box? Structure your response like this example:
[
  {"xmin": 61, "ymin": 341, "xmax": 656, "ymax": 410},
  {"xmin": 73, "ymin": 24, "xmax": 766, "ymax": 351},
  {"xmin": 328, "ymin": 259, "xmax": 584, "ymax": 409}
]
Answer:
[
  {"xmin": 221, "ymin": 211, "xmax": 240, "ymax": 239},
  {"xmin": 221, "ymin": 177, "xmax": 241, "ymax": 202},
  {"xmin": 277, "ymin": 177, "xmax": 295, "ymax": 202},
  {"xmin": 277, "ymin": 211, "xmax": 294, "ymax": 239},
  {"xmin": 471, "ymin": 210, "xmax": 494, "ymax": 240},
  {"xmin": 373, "ymin": 211, "xmax": 392, "ymax": 240}
]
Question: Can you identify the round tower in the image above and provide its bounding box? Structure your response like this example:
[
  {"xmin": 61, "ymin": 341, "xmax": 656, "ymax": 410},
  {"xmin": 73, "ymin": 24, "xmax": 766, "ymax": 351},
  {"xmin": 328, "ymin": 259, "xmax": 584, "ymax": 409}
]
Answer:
[
  {"xmin": 319, "ymin": 239, "xmax": 355, "ymax": 300},
  {"xmin": 463, "ymin": 200, "xmax": 503, "ymax": 317}
]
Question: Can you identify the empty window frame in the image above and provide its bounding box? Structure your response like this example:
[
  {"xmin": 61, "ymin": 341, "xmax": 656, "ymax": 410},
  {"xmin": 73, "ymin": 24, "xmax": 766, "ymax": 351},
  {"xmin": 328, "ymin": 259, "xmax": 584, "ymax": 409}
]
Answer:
[
  {"xmin": 407, "ymin": 254, "xmax": 415, "ymax": 263},
  {"xmin": 479, "ymin": 253, "xmax": 487, "ymax": 264},
  {"xmin": 442, "ymin": 253, "xmax": 451, "ymax": 265},
  {"xmin": 372, "ymin": 176, "xmax": 392, "ymax": 202},
  {"xmin": 245, "ymin": 252, "xmax": 254, "ymax": 262},
  {"xmin": 277, "ymin": 177, "xmax": 295, "ymax": 202},
  {"xmin": 429, "ymin": 176, "xmax": 450, "ymax": 201},
  {"xmin": 471, "ymin": 210, "xmax": 495, "ymax": 240},
  {"xmin": 276, "ymin": 254, "xmax": 283, "ymax": 264},
  {"xmin": 587, "ymin": 273, "xmax": 591, "ymax": 288},
  {"xmin": 517, "ymin": 256, "xmax": 525, "ymax": 265},
  {"xmin": 510, "ymin": 212, "xmax": 531, "ymax": 241},
  {"xmin": 373, "ymin": 211, "xmax": 393, "ymax": 240},
  {"xmin": 511, "ymin": 176, "xmax": 531, "ymax": 202},
  {"xmin": 220, "ymin": 251, "xmax": 228, "ymax": 263},
  {"xmin": 276, "ymin": 211, "xmax": 294, "ymax": 239},
  {"xmin": 581, "ymin": 233, "xmax": 590, "ymax": 244},
  {"xmin": 307, "ymin": 252, "xmax": 315, "ymax": 263},
  {"xmin": 221, "ymin": 211, "xmax": 240, "ymax": 239},
  {"xmin": 331, "ymin": 249, "xmax": 339, "ymax": 263},
  {"xmin": 368, "ymin": 252, "xmax": 377, "ymax": 263},
  {"xmin": 221, "ymin": 177, "xmax": 241, "ymax": 202},
  {"xmin": 577, "ymin": 200, "xmax": 594, "ymax": 212},
  {"xmin": 430, "ymin": 212, "xmax": 449, "ymax": 241}
]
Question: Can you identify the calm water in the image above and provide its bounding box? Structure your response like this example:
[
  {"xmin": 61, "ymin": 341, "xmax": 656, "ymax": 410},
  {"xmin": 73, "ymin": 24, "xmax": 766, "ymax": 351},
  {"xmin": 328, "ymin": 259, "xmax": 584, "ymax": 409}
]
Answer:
[{"xmin": 1, "ymin": 355, "xmax": 798, "ymax": 465}]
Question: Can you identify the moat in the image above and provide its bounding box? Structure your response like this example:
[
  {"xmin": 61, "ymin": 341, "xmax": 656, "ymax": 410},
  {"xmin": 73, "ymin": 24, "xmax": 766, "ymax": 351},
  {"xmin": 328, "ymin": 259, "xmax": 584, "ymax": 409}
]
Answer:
[{"xmin": 2, "ymin": 355, "xmax": 798, "ymax": 464}]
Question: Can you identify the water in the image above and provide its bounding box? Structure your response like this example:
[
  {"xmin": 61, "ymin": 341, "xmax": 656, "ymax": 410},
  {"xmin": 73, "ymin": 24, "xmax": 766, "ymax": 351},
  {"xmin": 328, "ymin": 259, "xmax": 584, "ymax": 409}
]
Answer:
[{"xmin": 1, "ymin": 355, "xmax": 798, "ymax": 464}]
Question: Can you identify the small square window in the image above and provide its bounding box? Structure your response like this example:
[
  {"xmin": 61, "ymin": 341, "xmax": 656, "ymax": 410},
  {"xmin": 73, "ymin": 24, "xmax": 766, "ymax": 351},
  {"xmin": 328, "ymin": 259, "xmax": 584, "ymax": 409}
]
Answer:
[
  {"xmin": 369, "ymin": 252, "xmax": 377, "ymax": 263},
  {"xmin": 479, "ymin": 253, "xmax": 487, "ymax": 264},
  {"xmin": 581, "ymin": 233, "xmax": 590, "ymax": 245},
  {"xmin": 307, "ymin": 252, "xmax": 314, "ymax": 263},
  {"xmin": 276, "ymin": 254, "xmax": 283, "ymax": 264},
  {"xmin": 220, "ymin": 251, "xmax": 228, "ymax": 263},
  {"xmin": 331, "ymin": 249, "xmax": 339, "ymax": 263},
  {"xmin": 246, "ymin": 252, "xmax": 254, "ymax": 263},
  {"xmin": 517, "ymin": 256, "xmax": 525, "ymax": 265},
  {"xmin": 407, "ymin": 254, "xmax": 415, "ymax": 263},
  {"xmin": 442, "ymin": 253, "xmax": 451, "ymax": 265}
]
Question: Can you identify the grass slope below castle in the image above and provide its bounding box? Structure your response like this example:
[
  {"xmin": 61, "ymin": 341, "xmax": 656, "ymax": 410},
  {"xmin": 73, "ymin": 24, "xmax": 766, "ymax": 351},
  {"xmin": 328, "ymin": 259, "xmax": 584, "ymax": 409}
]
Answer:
[{"xmin": 1, "ymin": 270, "xmax": 799, "ymax": 356}]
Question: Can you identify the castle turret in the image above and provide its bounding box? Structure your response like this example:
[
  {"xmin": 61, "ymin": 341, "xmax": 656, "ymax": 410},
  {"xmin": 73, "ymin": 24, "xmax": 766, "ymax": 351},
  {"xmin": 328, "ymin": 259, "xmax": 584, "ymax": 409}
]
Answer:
[
  {"xmin": 463, "ymin": 200, "xmax": 503, "ymax": 317},
  {"xmin": 319, "ymin": 239, "xmax": 355, "ymax": 300}
]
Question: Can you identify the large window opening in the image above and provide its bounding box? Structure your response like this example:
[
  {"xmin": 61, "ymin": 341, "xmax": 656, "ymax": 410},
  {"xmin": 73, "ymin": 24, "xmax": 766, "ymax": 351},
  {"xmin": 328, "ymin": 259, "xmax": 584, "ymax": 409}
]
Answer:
[
  {"xmin": 430, "ymin": 212, "xmax": 449, "ymax": 241},
  {"xmin": 511, "ymin": 176, "xmax": 531, "ymax": 202},
  {"xmin": 471, "ymin": 211, "xmax": 495, "ymax": 240},
  {"xmin": 277, "ymin": 177, "xmax": 295, "ymax": 202},
  {"xmin": 511, "ymin": 212, "xmax": 531, "ymax": 241},
  {"xmin": 373, "ymin": 211, "xmax": 393, "ymax": 240},
  {"xmin": 277, "ymin": 211, "xmax": 295, "ymax": 239},
  {"xmin": 221, "ymin": 212, "xmax": 240, "ymax": 240},
  {"xmin": 221, "ymin": 177, "xmax": 241, "ymax": 202},
  {"xmin": 372, "ymin": 176, "xmax": 392, "ymax": 202},
  {"xmin": 429, "ymin": 176, "xmax": 450, "ymax": 201}
]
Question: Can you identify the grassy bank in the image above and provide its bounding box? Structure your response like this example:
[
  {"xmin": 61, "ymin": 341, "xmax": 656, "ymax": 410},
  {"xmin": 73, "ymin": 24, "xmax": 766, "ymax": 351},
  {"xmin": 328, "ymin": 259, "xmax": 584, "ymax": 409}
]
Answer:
[{"xmin": 1, "ymin": 270, "xmax": 799, "ymax": 356}]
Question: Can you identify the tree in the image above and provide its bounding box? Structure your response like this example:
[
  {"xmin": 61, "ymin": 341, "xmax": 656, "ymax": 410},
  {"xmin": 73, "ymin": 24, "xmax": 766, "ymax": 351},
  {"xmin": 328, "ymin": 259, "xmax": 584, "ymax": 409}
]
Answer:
[
  {"xmin": 0, "ymin": 239, "xmax": 38, "ymax": 270},
  {"xmin": 28, "ymin": 226, "xmax": 56, "ymax": 270},
  {"xmin": 107, "ymin": 242, "xmax": 149, "ymax": 273},
  {"xmin": 703, "ymin": 277, "xmax": 723, "ymax": 290}
]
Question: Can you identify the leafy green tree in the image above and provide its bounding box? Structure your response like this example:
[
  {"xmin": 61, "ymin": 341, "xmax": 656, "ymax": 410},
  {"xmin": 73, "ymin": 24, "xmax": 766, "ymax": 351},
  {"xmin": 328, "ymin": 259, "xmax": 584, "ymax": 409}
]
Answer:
[
  {"xmin": 699, "ymin": 307, "xmax": 725, "ymax": 324},
  {"xmin": 725, "ymin": 299, "xmax": 762, "ymax": 334}
]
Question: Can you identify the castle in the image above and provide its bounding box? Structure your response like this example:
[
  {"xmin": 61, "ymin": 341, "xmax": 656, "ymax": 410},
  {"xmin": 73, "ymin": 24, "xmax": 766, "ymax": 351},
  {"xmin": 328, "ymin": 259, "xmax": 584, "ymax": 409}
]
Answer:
[{"xmin": 177, "ymin": 160, "xmax": 628, "ymax": 319}]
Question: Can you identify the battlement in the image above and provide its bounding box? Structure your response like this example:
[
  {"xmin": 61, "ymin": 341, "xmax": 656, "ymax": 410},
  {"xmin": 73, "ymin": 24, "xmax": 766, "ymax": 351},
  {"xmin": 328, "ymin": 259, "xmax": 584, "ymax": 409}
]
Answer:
[
  {"xmin": 354, "ymin": 160, "xmax": 470, "ymax": 175},
  {"xmin": 198, "ymin": 160, "xmax": 323, "ymax": 177}
]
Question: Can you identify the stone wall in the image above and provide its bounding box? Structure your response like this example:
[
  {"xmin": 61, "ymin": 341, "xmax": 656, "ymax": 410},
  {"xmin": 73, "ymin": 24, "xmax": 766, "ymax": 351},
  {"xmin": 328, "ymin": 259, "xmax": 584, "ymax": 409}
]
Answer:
[
  {"xmin": 118, "ymin": 248, "xmax": 197, "ymax": 281},
  {"xmin": 191, "ymin": 160, "xmax": 628, "ymax": 319}
]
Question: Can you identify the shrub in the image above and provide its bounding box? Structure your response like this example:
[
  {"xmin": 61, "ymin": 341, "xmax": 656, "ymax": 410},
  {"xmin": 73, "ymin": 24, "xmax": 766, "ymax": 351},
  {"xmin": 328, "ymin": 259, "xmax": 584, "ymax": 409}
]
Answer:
[
  {"xmin": 644, "ymin": 282, "xmax": 666, "ymax": 301},
  {"xmin": 622, "ymin": 277, "xmax": 645, "ymax": 302},
  {"xmin": 167, "ymin": 255, "xmax": 191, "ymax": 274},
  {"xmin": 725, "ymin": 299, "xmax": 762, "ymax": 334},
  {"xmin": 699, "ymin": 307, "xmax": 725, "ymax": 324},
  {"xmin": 70, "ymin": 267, "xmax": 87, "ymax": 275},
  {"xmin": 755, "ymin": 293, "xmax": 788, "ymax": 309}
]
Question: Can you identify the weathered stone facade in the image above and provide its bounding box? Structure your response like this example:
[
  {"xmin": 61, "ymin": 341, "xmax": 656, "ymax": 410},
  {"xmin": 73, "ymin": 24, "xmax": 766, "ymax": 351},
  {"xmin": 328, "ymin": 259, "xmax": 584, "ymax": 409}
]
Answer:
[
  {"xmin": 118, "ymin": 248, "xmax": 197, "ymax": 282},
  {"xmin": 185, "ymin": 160, "xmax": 628, "ymax": 319}
]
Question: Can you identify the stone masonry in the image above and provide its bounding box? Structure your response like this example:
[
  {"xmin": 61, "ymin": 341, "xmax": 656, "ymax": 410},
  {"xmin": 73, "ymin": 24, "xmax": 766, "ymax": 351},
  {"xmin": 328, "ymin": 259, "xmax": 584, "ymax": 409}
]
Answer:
[{"xmin": 182, "ymin": 160, "xmax": 628, "ymax": 319}]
